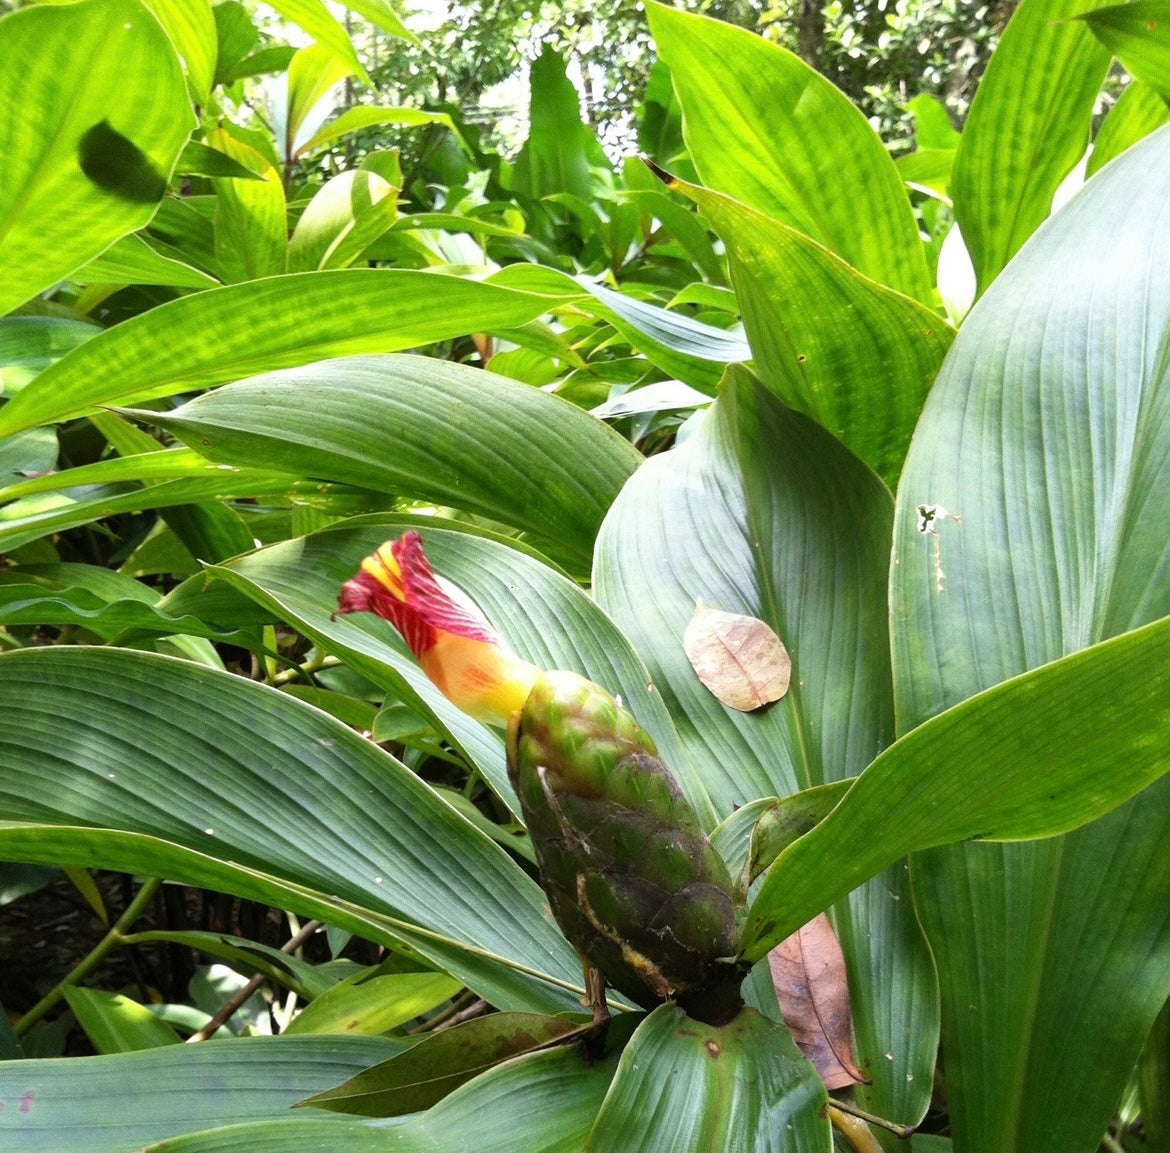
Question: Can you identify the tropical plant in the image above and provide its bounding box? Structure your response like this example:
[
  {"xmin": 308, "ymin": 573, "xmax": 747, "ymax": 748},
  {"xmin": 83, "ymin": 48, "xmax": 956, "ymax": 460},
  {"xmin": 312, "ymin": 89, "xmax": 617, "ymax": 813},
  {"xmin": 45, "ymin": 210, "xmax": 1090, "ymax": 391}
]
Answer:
[{"xmin": 1, "ymin": 0, "xmax": 1169, "ymax": 1151}]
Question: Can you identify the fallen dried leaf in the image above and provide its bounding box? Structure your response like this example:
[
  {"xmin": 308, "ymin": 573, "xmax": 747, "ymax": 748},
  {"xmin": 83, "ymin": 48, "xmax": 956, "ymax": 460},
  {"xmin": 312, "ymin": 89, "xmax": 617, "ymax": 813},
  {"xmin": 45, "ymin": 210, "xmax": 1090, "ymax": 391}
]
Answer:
[
  {"xmin": 683, "ymin": 600, "xmax": 791, "ymax": 711},
  {"xmin": 769, "ymin": 912, "xmax": 866, "ymax": 1090}
]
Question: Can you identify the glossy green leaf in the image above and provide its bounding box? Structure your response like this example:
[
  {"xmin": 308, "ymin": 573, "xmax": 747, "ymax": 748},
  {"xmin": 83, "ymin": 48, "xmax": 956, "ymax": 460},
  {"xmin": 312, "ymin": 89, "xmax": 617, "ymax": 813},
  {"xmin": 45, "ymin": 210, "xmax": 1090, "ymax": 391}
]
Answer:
[
  {"xmin": 0, "ymin": 447, "xmax": 283, "ymax": 505},
  {"xmin": 285, "ymin": 972, "xmax": 461, "ymax": 1036},
  {"xmin": 177, "ymin": 140, "xmax": 264, "ymax": 181},
  {"xmin": 0, "ymin": 0, "xmax": 193, "ymax": 315},
  {"xmin": 665, "ymin": 174, "xmax": 953, "ymax": 485},
  {"xmin": 288, "ymin": 170, "xmax": 396, "ymax": 273},
  {"xmin": 0, "ymin": 646, "xmax": 583, "ymax": 1014},
  {"xmin": 0, "ymin": 271, "xmax": 570, "ymax": 437},
  {"xmin": 891, "ymin": 124, "xmax": 1170, "ymax": 1153},
  {"xmin": 123, "ymin": 354, "xmax": 639, "ymax": 563},
  {"xmin": 0, "ymin": 316, "xmax": 98, "ymax": 385},
  {"xmin": 207, "ymin": 127, "xmax": 287, "ymax": 282},
  {"xmin": 646, "ymin": 3, "xmax": 931, "ymax": 303},
  {"xmin": 142, "ymin": 0, "xmax": 217, "ymax": 104},
  {"xmin": 298, "ymin": 106, "xmax": 456, "ymax": 157},
  {"xmin": 210, "ymin": 517, "xmax": 701, "ymax": 825},
  {"xmin": 282, "ymin": 43, "xmax": 355, "ymax": 160},
  {"xmin": 950, "ymin": 0, "xmax": 1111, "ymax": 295},
  {"xmin": 70, "ymin": 234, "xmax": 219, "ymax": 289},
  {"xmin": 491, "ymin": 263, "xmax": 749, "ymax": 392},
  {"xmin": 265, "ymin": 0, "xmax": 370, "ymax": 87},
  {"xmin": 1088, "ymin": 81, "xmax": 1170, "ymax": 176},
  {"xmin": 1079, "ymin": 0, "xmax": 1170, "ymax": 97},
  {"xmin": 0, "ymin": 1035, "xmax": 401, "ymax": 1153},
  {"xmin": 301, "ymin": 1012, "xmax": 584, "ymax": 1116},
  {"xmin": 584, "ymin": 1005, "xmax": 829, "ymax": 1152},
  {"xmin": 594, "ymin": 367, "xmax": 935, "ymax": 1124},
  {"xmin": 744, "ymin": 614, "xmax": 1170, "ymax": 956},
  {"xmin": 62, "ymin": 988, "xmax": 182, "ymax": 1054}
]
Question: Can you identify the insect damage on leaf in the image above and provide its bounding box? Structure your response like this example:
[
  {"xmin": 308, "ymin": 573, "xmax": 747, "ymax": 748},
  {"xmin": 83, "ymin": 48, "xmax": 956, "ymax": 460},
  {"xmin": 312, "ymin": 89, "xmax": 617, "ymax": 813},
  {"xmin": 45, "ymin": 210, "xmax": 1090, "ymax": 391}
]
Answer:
[{"xmin": 683, "ymin": 600, "xmax": 791, "ymax": 711}]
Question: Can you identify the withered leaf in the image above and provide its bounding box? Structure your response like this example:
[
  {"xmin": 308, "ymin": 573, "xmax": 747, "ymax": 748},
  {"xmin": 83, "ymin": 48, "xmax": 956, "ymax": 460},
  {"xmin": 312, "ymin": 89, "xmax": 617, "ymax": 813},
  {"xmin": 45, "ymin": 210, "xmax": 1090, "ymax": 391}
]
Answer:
[
  {"xmin": 768, "ymin": 912, "xmax": 866, "ymax": 1090},
  {"xmin": 683, "ymin": 600, "xmax": 791, "ymax": 711}
]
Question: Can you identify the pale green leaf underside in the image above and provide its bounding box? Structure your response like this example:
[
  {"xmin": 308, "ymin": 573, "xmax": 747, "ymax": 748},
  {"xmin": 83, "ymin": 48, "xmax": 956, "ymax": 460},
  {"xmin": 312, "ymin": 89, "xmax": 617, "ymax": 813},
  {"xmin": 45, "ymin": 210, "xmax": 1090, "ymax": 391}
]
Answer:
[
  {"xmin": 0, "ymin": 646, "xmax": 582, "ymax": 1013},
  {"xmin": 0, "ymin": 1036, "xmax": 402, "ymax": 1153}
]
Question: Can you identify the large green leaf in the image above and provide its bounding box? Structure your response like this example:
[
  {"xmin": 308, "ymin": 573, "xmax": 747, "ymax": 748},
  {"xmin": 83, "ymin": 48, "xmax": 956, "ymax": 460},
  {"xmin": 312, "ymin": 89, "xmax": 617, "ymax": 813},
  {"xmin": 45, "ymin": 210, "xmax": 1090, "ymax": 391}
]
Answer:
[
  {"xmin": 664, "ymin": 175, "xmax": 954, "ymax": 486},
  {"xmin": 743, "ymin": 613, "xmax": 1170, "ymax": 954},
  {"xmin": 208, "ymin": 517, "xmax": 702, "ymax": 825},
  {"xmin": 62, "ymin": 987, "xmax": 182, "ymax": 1054},
  {"xmin": 593, "ymin": 367, "xmax": 936, "ymax": 1124},
  {"xmin": 142, "ymin": 1044, "xmax": 617, "ymax": 1153},
  {"xmin": 301, "ymin": 1012, "xmax": 584, "ymax": 1116},
  {"xmin": 0, "ymin": 646, "xmax": 583, "ymax": 1014},
  {"xmin": 0, "ymin": 1035, "xmax": 402, "ymax": 1153},
  {"xmin": 0, "ymin": 0, "xmax": 193, "ymax": 316},
  {"xmin": 646, "ymin": 3, "xmax": 932, "ymax": 303},
  {"xmin": 0, "ymin": 271, "xmax": 571, "ymax": 438},
  {"xmin": 890, "ymin": 123, "xmax": 1170, "ymax": 1153},
  {"xmin": 123, "ymin": 354, "xmax": 639, "ymax": 565},
  {"xmin": 207, "ymin": 127, "xmax": 287, "ymax": 282},
  {"xmin": 0, "ymin": 473, "xmax": 309, "ymax": 554},
  {"xmin": 70, "ymin": 234, "xmax": 220, "ymax": 289},
  {"xmin": 950, "ymin": 0, "xmax": 1112, "ymax": 296},
  {"xmin": 513, "ymin": 44, "xmax": 609, "ymax": 203},
  {"xmin": 298, "ymin": 106, "xmax": 456, "ymax": 158},
  {"xmin": 583, "ymin": 1005, "xmax": 829, "ymax": 1152},
  {"xmin": 0, "ymin": 562, "xmax": 252, "ymax": 642},
  {"xmin": 1087, "ymin": 80, "xmax": 1170, "ymax": 176},
  {"xmin": 142, "ymin": 0, "xmax": 217, "ymax": 105},
  {"xmin": 490, "ymin": 263, "xmax": 749, "ymax": 393},
  {"xmin": 1078, "ymin": 0, "xmax": 1170, "ymax": 98},
  {"xmin": 265, "ymin": 0, "xmax": 370, "ymax": 87}
]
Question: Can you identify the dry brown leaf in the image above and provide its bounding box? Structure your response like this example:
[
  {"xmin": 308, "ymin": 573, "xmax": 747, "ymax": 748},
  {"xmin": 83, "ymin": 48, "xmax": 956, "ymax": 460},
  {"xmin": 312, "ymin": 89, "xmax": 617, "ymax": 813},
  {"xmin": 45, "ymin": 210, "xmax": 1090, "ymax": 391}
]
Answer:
[
  {"xmin": 768, "ymin": 912, "xmax": 866, "ymax": 1090},
  {"xmin": 682, "ymin": 600, "xmax": 791, "ymax": 711}
]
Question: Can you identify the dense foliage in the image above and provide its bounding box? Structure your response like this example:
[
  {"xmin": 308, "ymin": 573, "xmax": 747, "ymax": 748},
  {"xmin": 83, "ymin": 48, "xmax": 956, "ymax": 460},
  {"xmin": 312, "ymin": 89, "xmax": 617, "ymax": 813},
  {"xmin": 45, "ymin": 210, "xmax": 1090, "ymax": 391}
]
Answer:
[{"xmin": 1, "ymin": 0, "xmax": 1169, "ymax": 1151}]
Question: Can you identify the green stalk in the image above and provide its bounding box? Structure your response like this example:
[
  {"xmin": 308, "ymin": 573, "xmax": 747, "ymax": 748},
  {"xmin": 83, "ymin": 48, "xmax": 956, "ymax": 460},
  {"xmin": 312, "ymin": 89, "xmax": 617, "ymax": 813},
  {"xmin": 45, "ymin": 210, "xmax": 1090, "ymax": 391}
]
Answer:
[{"xmin": 14, "ymin": 876, "xmax": 162, "ymax": 1038}]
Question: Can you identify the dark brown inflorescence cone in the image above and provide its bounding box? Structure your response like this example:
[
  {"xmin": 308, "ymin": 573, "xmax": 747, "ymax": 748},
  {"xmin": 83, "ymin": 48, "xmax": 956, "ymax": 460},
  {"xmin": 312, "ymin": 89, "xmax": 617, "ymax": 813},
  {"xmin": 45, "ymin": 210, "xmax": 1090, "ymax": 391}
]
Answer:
[{"xmin": 507, "ymin": 670, "xmax": 745, "ymax": 1025}]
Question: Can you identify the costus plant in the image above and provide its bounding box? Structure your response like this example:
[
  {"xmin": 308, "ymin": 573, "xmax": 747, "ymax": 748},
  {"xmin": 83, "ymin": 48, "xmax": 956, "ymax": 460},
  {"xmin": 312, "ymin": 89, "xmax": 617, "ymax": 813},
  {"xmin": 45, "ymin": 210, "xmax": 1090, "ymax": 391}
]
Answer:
[
  {"xmin": 338, "ymin": 531, "xmax": 745, "ymax": 1026},
  {"xmin": 0, "ymin": 0, "xmax": 1169, "ymax": 1150}
]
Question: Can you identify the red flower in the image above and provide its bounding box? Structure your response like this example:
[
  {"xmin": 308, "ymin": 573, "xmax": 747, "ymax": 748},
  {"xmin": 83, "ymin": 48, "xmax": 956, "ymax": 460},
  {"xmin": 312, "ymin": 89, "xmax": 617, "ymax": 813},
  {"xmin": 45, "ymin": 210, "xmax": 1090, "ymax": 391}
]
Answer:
[{"xmin": 337, "ymin": 531, "xmax": 539, "ymax": 723}]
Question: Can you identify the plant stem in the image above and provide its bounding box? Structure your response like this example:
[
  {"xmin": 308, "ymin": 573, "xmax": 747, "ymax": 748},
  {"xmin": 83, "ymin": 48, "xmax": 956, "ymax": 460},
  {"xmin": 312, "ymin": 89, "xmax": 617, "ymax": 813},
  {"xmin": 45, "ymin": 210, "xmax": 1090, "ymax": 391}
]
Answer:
[
  {"xmin": 186, "ymin": 918, "xmax": 321, "ymax": 1042},
  {"xmin": 830, "ymin": 1098, "xmax": 917, "ymax": 1140},
  {"xmin": 1100, "ymin": 1132, "xmax": 1126, "ymax": 1153},
  {"xmin": 14, "ymin": 876, "xmax": 162, "ymax": 1038}
]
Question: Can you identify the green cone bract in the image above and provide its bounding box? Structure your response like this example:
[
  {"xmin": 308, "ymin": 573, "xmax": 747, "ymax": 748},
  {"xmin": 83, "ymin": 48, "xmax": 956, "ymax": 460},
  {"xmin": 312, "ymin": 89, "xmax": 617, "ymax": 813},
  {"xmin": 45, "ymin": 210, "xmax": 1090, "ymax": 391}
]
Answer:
[{"xmin": 507, "ymin": 670, "xmax": 744, "ymax": 1023}]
